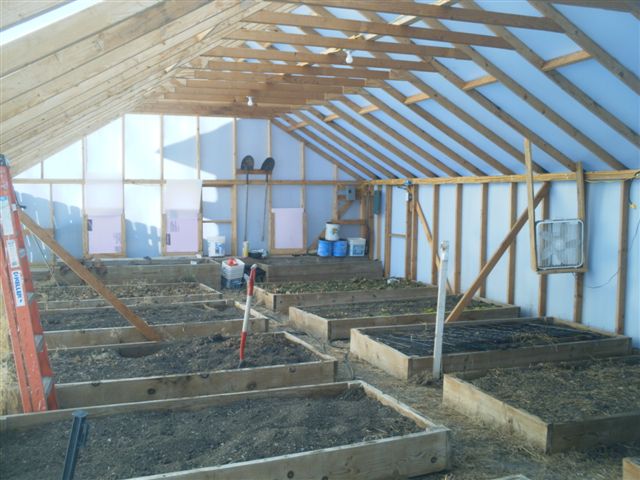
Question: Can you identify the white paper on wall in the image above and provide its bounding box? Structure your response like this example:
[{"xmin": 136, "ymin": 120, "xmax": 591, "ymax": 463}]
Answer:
[
  {"xmin": 165, "ymin": 210, "xmax": 199, "ymax": 253},
  {"xmin": 88, "ymin": 214, "xmax": 122, "ymax": 254},
  {"xmin": 272, "ymin": 208, "xmax": 304, "ymax": 249},
  {"xmin": 163, "ymin": 179, "xmax": 203, "ymax": 212}
]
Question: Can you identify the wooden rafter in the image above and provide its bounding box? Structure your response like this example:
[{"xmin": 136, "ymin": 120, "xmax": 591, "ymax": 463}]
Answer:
[
  {"xmin": 200, "ymin": 60, "xmax": 391, "ymax": 79},
  {"xmin": 0, "ymin": 0, "xmax": 68, "ymax": 30}
]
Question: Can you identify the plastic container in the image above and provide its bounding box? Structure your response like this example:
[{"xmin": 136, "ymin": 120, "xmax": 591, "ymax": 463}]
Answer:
[
  {"xmin": 206, "ymin": 236, "xmax": 225, "ymax": 257},
  {"xmin": 325, "ymin": 223, "xmax": 340, "ymax": 241},
  {"xmin": 222, "ymin": 258, "xmax": 245, "ymax": 280},
  {"xmin": 318, "ymin": 239, "xmax": 333, "ymax": 257},
  {"xmin": 332, "ymin": 239, "xmax": 348, "ymax": 257},
  {"xmin": 222, "ymin": 277, "xmax": 243, "ymax": 289},
  {"xmin": 348, "ymin": 237, "xmax": 366, "ymax": 257}
]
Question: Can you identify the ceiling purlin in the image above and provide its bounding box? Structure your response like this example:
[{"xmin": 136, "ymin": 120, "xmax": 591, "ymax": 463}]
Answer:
[
  {"xmin": 532, "ymin": 1, "xmax": 640, "ymax": 96},
  {"xmin": 271, "ymin": 119, "xmax": 365, "ymax": 181},
  {"xmin": 421, "ymin": 15, "xmax": 625, "ymax": 171},
  {"xmin": 462, "ymin": 0, "xmax": 638, "ymax": 149}
]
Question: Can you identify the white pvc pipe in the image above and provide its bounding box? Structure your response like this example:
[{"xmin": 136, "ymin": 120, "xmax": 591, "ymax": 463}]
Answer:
[{"xmin": 432, "ymin": 241, "xmax": 449, "ymax": 380}]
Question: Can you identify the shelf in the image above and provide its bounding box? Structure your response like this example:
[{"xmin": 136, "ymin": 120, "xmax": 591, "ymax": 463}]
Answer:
[{"xmin": 236, "ymin": 169, "xmax": 271, "ymax": 175}]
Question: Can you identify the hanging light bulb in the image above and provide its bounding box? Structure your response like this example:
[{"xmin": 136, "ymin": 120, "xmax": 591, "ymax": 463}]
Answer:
[
  {"xmin": 247, "ymin": 96, "xmax": 254, "ymax": 107},
  {"xmin": 344, "ymin": 49, "xmax": 353, "ymax": 64}
]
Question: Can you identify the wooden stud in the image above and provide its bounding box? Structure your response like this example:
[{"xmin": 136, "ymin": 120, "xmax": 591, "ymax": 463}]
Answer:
[
  {"xmin": 415, "ymin": 197, "xmax": 452, "ymax": 292},
  {"xmin": 574, "ymin": 162, "xmax": 586, "ymax": 324},
  {"xmin": 231, "ymin": 118, "xmax": 238, "ymax": 256},
  {"xmin": 616, "ymin": 181, "xmax": 631, "ymax": 334},
  {"xmin": 431, "ymin": 185, "xmax": 440, "ymax": 286},
  {"xmin": 507, "ymin": 182, "xmax": 518, "ymax": 305},
  {"xmin": 454, "ymin": 184, "xmax": 463, "ymax": 293},
  {"xmin": 384, "ymin": 186, "xmax": 392, "ymax": 277},
  {"xmin": 538, "ymin": 195, "xmax": 549, "ymax": 316},
  {"xmin": 446, "ymin": 183, "xmax": 550, "ymax": 323},
  {"xmin": 524, "ymin": 138, "xmax": 538, "ymax": 272},
  {"xmin": 479, "ymin": 183, "xmax": 488, "ymax": 298}
]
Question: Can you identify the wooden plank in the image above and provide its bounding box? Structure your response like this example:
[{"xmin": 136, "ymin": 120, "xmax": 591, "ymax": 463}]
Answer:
[
  {"xmin": 255, "ymin": 284, "xmax": 437, "ymax": 314},
  {"xmin": 624, "ymin": 457, "xmax": 640, "ymax": 480},
  {"xmin": 454, "ymin": 184, "xmax": 463, "ymax": 293},
  {"xmin": 415, "ymin": 196, "xmax": 452, "ymax": 292},
  {"xmin": 246, "ymin": 257, "xmax": 383, "ymax": 283},
  {"xmin": 54, "ymin": 332, "xmax": 336, "ymax": 408},
  {"xmin": 224, "ymin": 29, "xmax": 470, "ymax": 59},
  {"xmin": 244, "ymin": 11, "xmax": 512, "ymax": 49},
  {"xmin": 446, "ymin": 183, "xmax": 550, "ymax": 323},
  {"xmin": 19, "ymin": 211, "xmax": 161, "ymax": 341},
  {"xmin": 574, "ymin": 162, "xmax": 586, "ymax": 323},
  {"xmin": 538, "ymin": 195, "xmax": 549, "ymax": 316},
  {"xmin": 0, "ymin": 381, "xmax": 451, "ymax": 480},
  {"xmin": 616, "ymin": 181, "xmax": 631, "ymax": 334},
  {"xmin": 431, "ymin": 185, "xmax": 440, "ymax": 285},
  {"xmin": 384, "ymin": 186, "xmax": 392, "ymax": 277},
  {"xmin": 0, "ymin": 0, "xmax": 67, "ymax": 30},
  {"xmin": 524, "ymin": 139, "xmax": 538, "ymax": 272},
  {"xmin": 289, "ymin": 297, "xmax": 520, "ymax": 341},
  {"xmin": 480, "ymin": 183, "xmax": 488, "ymax": 298},
  {"xmin": 351, "ymin": 318, "xmax": 632, "ymax": 380}
]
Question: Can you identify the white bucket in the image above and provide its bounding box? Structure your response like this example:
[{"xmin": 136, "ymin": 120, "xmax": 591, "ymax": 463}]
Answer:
[
  {"xmin": 348, "ymin": 237, "xmax": 366, "ymax": 256},
  {"xmin": 325, "ymin": 223, "xmax": 340, "ymax": 241},
  {"xmin": 206, "ymin": 236, "xmax": 226, "ymax": 257}
]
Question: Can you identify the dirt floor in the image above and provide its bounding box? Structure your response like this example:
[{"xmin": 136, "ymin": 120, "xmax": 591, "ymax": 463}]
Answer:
[
  {"xmin": 469, "ymin": 357, "xmax": 640, "ymax": 422},
  {"xmin": 35, "ymin": 282, "xmax": 207, "ymax": 302},
  {"xmin": 50, "ymin": 334, "xmax": 318, "ymax": 383},
  {"xmin": 41, "ymin": 302, "xmax": 243, "ymax": 331},
  {"xmin": 0, "ymin": 386, "xmax": 422, "ymax": 480},
  {"xmin": 264, "ymin": 277, "xmax": 426, "ymax": 294},
  {"xmin": 304, "ymin": 295, "xmax": 501, "ymax": 319},
  {"xmin": 232, "ymin": 292, "xmax": 639, "ymax": 480},
  {"xmin": 368, "ymin": 321, "xmax": 608, "ymax": 356}
]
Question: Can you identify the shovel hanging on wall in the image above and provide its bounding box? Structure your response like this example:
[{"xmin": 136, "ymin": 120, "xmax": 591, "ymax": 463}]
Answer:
[
  {"xmin": 260, "ymin": 157, "xmax": 275, "ymax": 242},
  {"xmin": 240, "ymin": 155, "xmax": 254, "ymax": 243}
]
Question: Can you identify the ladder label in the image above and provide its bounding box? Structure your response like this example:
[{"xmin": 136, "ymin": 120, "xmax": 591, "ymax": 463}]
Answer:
[
  {"xmin": 11, "ymin": 270, "xmax": 26, "ymax": 307},
  {"xmin": 6, "ymin": 239, "xmax": 20, "ymax": 268},
  {"xmin": 0, "ymin": 196, "xmax": 14, "ymax": 236}
]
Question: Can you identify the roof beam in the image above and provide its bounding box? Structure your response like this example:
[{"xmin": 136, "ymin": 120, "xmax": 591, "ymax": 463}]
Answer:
[
  {"xmin": 202, "ymin": 46, "xmax": 436, "ymax": 71},
  {"xmin": 462, "ymin": 0, "xmax": 638, "ymax": 149},
  {"xmin": 186, "ymin": 69, "xmax": 373, "ymax": 87},
  {"xmin": 169, "ymin": 87, "xmax": 331, "ymax": 101},
  {"xmin": 200, "ymin": 60, "xmax": 391, "ymax": 79},
  {"xmin": 532, "ymin": 1, "xmax": 640, "ymax": 95},
  {"xmin": 269, "ymin": 0, "xmax": 563, "ymax": 32},
  {"xmin": 243, "ymin": 11, "xmax": 513, "ymax": 49},
  {"xmin": 0, "ymin": 0, "xmax": 68, "ymax": 30},
  {"xmin": 224, "ymin": 29, "xmax": 470, "ymax": 59},
  {"xmin": 182, "ymin": 78, "xmax": 353, "ymax": 94},
  {"xmin": 162, "ymin": 93, "xmax": 325, "ymax": 106}
]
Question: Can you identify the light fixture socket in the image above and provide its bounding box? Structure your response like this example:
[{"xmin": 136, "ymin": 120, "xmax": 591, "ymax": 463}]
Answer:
[
  {"xmin": 344, "ymin": 49, "xmax": 353, "ymax": 64},
  {"xmin": 247, "ymin": 96, "xmax": 254, "ymax": 107}
]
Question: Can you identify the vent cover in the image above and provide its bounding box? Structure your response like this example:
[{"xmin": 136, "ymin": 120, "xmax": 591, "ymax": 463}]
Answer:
[{"xmin": 535, "ymin": 219, "xmax": 584, "ymax": 270}]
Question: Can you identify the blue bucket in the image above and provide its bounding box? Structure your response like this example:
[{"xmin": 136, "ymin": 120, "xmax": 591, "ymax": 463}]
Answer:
[
  {"xmin": 332, "ymin": 239, "xmax": 348, "ymax": 257},
  {"xmin": 318, "ymin": 239, "xmax": 333, "ymax": 257}
]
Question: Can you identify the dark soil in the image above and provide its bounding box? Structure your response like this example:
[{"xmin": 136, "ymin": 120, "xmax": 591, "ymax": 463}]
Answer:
[
  {"xmin": 255, "ymin": 255, "xmax": 371, "ymax": 265},
  {"xmin": 41, "ymin": 302, "xmax": 243, "ymax": 331},
  {"xmin": 369, "ymin": 321, "xmax": 608, "ymax": 356},
  {"xmin": 0, "ymin": 387, "xmax": 422, "ymax": 480},
  {"xmin": 265, "ymin": 277, "xmax": 427, "ymax": 294},
  {"xmin": 36, "ymin": 283, "xmax": 207, "ymax": 302},
  {"xmin": 50, "ymin": 334, "xmax": 318, "ymax": 383},
  {"xmin": 305, "ymin": 295, "xmax": 500, "ymax": 319},
  {"xmin": 469, "ymin": 357, "xmax": 640, "ymax": 422}
]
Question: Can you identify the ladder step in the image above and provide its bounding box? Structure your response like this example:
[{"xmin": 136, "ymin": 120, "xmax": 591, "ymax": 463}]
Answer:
[
  {"xmin": 34, "ymin": 334, "xmax": 44, "ymax": 352},
  {"xmin": 43, "ymin": 376, "xmax": 54, "ymax": 398}
]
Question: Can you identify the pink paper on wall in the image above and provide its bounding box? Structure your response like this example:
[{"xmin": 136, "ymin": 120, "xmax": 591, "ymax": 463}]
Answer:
[
  {"xmin": 272, "ymin": 208, "xmax": 304, "ymax": 249},
  {"xmin": 88, "ymin": 215, "xmax": 122, "ymax": 254},
  {"xmin": 165, "ymin": 210, "xmax": 199, "ymax": 253}
]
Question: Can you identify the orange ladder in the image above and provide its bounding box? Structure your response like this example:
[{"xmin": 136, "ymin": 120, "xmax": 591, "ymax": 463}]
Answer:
[{"xmin": 0, "ymin": 154, "xmax": 57, "ymax": 412}]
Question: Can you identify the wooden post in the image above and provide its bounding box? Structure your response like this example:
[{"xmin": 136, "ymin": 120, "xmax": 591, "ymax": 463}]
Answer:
[
  {"xmin": 384, "ymin": 185, "xmax": 392, "ymax": 277},
  {"xmin": 507, "ymin": 182, "xmax": 518, "ymax": 304},
  {"xmin": 479, "ymin": 183, "xmax": 488, "ymax": 298},
  {"xmin": 432, "ymin": 241, "xmax": 449, "ymax": 380},
  {"xmin": 404, "ymin": 187, "xmax": 412, "ymax": 279},
  {"xmin": 616, "ymin": 180, "xmax": 631, "ymax": 334},
  {"xmin": 410, "ymin": 185, "xmax": 418, "ymax": 280},
  {"xmin": 19, "ymin": 211, "xmax": 161, "ymax": 341},
  {"xmin": 538, "ymin": 195, "xmax": 549, "ymax": 316},
  {"xmin": 231, "ymin": 118, "xmax": 238, "ymax": 256},
  {"xmin": 454, "ymin": 184, "xmax": 462, "ymax": 293},
  {"xmin": 415, "ymin": 198, "xmax": 452, "ymax": 292},
  {"xmin": 446, "ymin": 183, "xmax": 550, "ymax": 323},
  {"xmin": 431, "ymin": 185, "xmax": 440, "ymax": 285},
  {"xmin": 524, "ymin": 138, "xmax": 538, "ymax": 271},
  {"xmin": 574, "ymin": 162, "xmax": 586, "ymax": 323}
]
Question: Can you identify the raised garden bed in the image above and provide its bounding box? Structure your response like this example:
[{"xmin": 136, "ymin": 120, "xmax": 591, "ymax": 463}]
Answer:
[
  {"xmin": 33, "ymin": 256, "xmax": 221, "ymax": 289},
  {"xmin": 624, "ymin": 457, "xmax": 640, "ymax": 480},
  {"xmin": 289, "ymin": 295, "xmax": 519, "ymax": 340},
  {"xmin": 255, "ymin": 278, "xmax": 436, "ymax": 313},
  {"xmin": 350, "ymin": 317, "xmax": 631, "ymax": 380},
  {"xmin": 36, "ymin": 282, "xmax": 221, "ymax": 310},
  {"xmin": 50, "ymin": 332, "xmax": 335, "ymax": 408},
  {"xmin": 0, "ymin": 381, "xmax": 451, "ymax": 480},
  {"xmin": 42, "ymin": 300, "xmax": 268, "ymax": 349},
  {"xmin": 443, "ymin": 356, "xmax": 640, "ymax": 453},
  {"xmin": 244, "ymin": 255, "xmax": 383, "ymax": 282}
]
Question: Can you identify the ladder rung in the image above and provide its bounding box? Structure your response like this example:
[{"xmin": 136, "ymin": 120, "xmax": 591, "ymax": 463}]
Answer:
[
  {"xmin": 34, "ymin": 334, "xmax": 44, "ymax": 352},
  {"xmin": 42, "ymin": 376, "xmax": 54, "ymax": 397}
]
